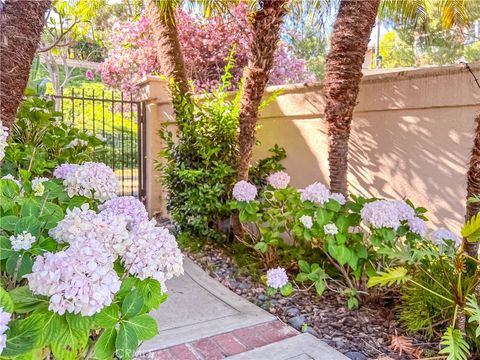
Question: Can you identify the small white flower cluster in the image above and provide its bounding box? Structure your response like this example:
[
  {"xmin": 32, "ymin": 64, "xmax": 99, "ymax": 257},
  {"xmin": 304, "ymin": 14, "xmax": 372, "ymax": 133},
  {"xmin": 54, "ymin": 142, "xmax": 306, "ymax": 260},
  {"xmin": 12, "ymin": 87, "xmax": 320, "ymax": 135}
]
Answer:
[
  {"xmin": 266, "ymin": 267, "xmax": 288, "ymax": 289},
  {"xmin": 324, "ymin": 223, "xmax": 338, "ymax": 235},
  {"xmin": 232, "ymin": 180, "xmax": 257, "ymax": 202},
  {"xmin": 300, "ymin": 182, "xmax": 330, "ymax": 205},
  {"xmin": 32, "ymin": 177, "xmax": 48, "ymax": 197},
  {"xmin": 50, "ymin": 204, "xmax": 131, "ymax": 257},
  {"xmin": 429, "ymin": 228, "xmax": 461, "ymax": 247},
  {"xmin": 0, "ymin": 121, "xmax": 8, "ymax": 163},
  {"xmin": 25, "ymin": 239, "xmax": 121, "ymax": 316},
  {"xmin": 267, "ymin": 171, "xmax": 290, "ymax": 190},
  {"xmin": 63, "ymin": 162, "xmax": 119, "ymax": 202},
  {"xmin": 0, "ymin": 307, "xmax": 11, "ymax": 354},
  {"xmin": 66, "ymin": 138, "xmax": 88, "ymax": 149},
  {"xmin": 360, "ymin": 200, "xmax": 422, "ymax": 231},
  {"xmin": 10, "ymin": 231, "xmax": 36, "ymax": 251},
  {"xmin": 99, "ymin": 196, "xmax": 148, "ymax": 229},
  {"xmin": 299, "ymin": 215, "xmax": 313, "ymax": 229},
  {"xmin": 53, "ymin": 163, "xmax": 80, "ymax": 180},
  {"xmin": 122, "ymin": 219, "xmax": 184, "ymax": 290}
]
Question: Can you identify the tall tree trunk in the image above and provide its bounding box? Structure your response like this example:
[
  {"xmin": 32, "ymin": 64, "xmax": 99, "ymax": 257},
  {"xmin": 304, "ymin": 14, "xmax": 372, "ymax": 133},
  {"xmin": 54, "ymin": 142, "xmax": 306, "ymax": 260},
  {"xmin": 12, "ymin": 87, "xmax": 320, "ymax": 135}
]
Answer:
[
  {"xmin": 324, "ymin": 0, "xmax": 380, "ymax": 195},
  {"xmin": 465, "ymin": 114, "xmax": 480, "ymax": 257},
  {"xmin": 237, "ymin": 0, "xmax": 288, "ymax": 181},
  {"xmin": 145, "ymin": 0, "xmax": 189, "ymax": 97},
  {"xmin": 0, "ymin": 0, "xmax": 52, "ymax": 131}
]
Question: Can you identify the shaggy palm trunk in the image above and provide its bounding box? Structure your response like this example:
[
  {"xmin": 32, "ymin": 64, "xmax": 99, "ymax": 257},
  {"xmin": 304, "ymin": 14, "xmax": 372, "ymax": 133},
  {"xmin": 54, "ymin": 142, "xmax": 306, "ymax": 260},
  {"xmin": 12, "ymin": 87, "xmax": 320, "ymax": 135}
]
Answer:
[
  {"xmin": 236, "ymin": 0, "xmax": 288, "ymax": 181},
  {"xmin": 0, "ymin": 0, "xmax": 51, "ymax": 131},
  {"xmin": 145, "ymin": 0, "xmax": 189, "ymax": 96},
  {"xmin": 465, "ymin": 114, "xmax": 480, "ymax": 257},
  {"xmin": 324, "ymin": 0, "xmax": 380, "ymax": 195}
]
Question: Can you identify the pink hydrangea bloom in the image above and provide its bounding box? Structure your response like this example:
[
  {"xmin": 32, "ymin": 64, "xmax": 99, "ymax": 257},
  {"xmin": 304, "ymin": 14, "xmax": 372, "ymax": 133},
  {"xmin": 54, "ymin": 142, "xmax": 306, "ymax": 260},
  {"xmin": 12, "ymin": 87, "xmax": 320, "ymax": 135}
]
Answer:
[
  {"xmin": 25, "ymin": 238, "xmax": 121, "ymax": 316},
  {"xmin": 53, "ymin": 163, "xmax": 80, "ymax": 180},
  {"xmin": 85, "ymin": 69, "xmax": 95, "ymax": 81},
  {"xmin": 0, "ymin": 307, "xmax": 11, "ymax": 354},
  {"xmin": 99, "ymin": 196, "xmax": 148, "ymax": 229},
  {"xmin": 300, "ymin": 182, "xmax": 330, "ymax": 205},
  {"xmin": 266, "ymin": 267, "xmax": 288, "ymax": 289},
  {"xmin": 267, "ymin": 171, "xmax": 290, "ymax": 189},
  {"xmin": 122, "ymin": 220, "xmax": 183, "ymax": 291},
  {"xmin": 232, "ymin": 181, "xmax": 257, "ymax": 202},
  {"xmin": 360, "ymin": 200, "xmax": 415, "ymax": 230}
]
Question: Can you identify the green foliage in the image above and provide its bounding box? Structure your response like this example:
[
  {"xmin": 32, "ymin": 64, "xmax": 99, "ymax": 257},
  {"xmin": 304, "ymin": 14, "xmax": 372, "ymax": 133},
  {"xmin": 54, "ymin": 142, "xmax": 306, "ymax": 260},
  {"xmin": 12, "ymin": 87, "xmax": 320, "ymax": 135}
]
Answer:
[
  {"xmin": 367, "ymin": 267, "xmax": 411, "ymax": 287},
  {"xmin": 465, "ymin": 42, "xmax": 480, "ymax": 62},
  {"xmin": 379, "ymin": 31, "xmax": 416, "ymax": 68},
  {"xmin": 158, "ymin": 58, "xmax": 285, "ymax": 243},
  {"xmin": 461, "ymin": 213, "xmax": 480, "ymax": 242},
  {"xmin": 439, "ymin": 326, "xmax": 470, "ymax": 360},
  {"xmin": 2, "ymin": 96, "xmax": 104, "ymax": 178}
]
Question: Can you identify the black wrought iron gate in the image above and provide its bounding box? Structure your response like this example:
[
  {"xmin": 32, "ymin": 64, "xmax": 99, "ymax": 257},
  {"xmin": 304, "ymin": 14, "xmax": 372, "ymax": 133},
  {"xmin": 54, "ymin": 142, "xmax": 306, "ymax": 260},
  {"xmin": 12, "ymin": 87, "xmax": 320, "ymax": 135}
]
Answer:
[{"xmin": 48, "ymin": 89, "xmax": 146, "ymax": 202}]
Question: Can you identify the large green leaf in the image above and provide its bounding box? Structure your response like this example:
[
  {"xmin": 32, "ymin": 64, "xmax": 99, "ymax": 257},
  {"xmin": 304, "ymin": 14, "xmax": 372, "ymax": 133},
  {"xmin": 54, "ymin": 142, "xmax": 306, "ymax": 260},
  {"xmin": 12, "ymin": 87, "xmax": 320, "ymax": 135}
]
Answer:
[
  {"xmin": 0, "ymin": 215, "xmax": 19, "ymax": 232},
  {"xmin": 462, "ymin": 213, "xmax": 480, "ymax": 242},
  {"xmin": 9, "ymin": 286, "xmax": 48, "ymax": 314},
  {"xmin": 122, "ymin": 290, "xmax": 144, "ymax": 318},
  {"xmin": 50, "ymin": 313, "xmax": 90, "ymax": 360},
  {"xmin": 123, "ymin": 314, "xmax": 158, "ymax": 341},
  {"xmin": 115, "ymin": 323, "xmax": 138, "ymax": 360},
  {"xmin": 367, "ymin": 267, "xmax": 411, "ymax": 288},
  {"xmin": 95, "ymin": 328, "xmax": 117, "ymax": 359},
  {"xmin": 19, "ymin": 198, "xmax": 41, "ymax": 217},
  {"xmin": 2, "ymin": 319, "xmax": 40, "ymax": 357},
  {"xmin": 39, "ymin": 202, "xmax": 64, "ymax": 230},
  {"xmin": 0, "ymin": 179, "xmax": 20, "ymax": 198},
  {"xmin": 95, "ymin": 303, "xmax": 120, "ymax": 328},
  {"xmin": 137, "ymin": 279, "xmax": 165, "ymax": 310},
  {"xmin": 0, "ymin": 286, "xmax": 14, "ymax": 312},
  {"xmin": 439, "ymin": 326, "xmax": 470, "ymax": 360},
  {"xmin": 41, "ymin": 310, "xmax": 68, "ymax": 345},
  {"xmin": 15, "ymin": 216, "xmax": 41, "ymax": 238},
  {"xmin": 6, "ymin": 253, "xmax": 33, "ymax": 279},
  {"xmin": 0, "ymin": 236, "xmax": 13, "ymax": 260}
]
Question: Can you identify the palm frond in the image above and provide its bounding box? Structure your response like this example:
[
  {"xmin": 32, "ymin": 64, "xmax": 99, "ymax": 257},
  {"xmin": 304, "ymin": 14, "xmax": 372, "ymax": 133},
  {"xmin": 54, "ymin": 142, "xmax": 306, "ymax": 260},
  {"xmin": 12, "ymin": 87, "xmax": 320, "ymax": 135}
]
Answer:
[
  {"xmin": 378, "ymin": 0, "xmax": 429, "ymax": 28},
  {"xmin": 438, "ymin": 326, "xmax": 470, "ymax": 360},
  {"xmin": 437, "ymin": 0, "xmax": 476, "ymax": 29}
]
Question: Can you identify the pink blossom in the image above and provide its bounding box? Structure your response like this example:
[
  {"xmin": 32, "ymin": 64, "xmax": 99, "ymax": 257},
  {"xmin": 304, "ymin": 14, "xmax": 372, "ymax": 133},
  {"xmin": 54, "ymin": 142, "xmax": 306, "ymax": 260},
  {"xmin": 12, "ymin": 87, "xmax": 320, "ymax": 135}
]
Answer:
[
  {"xmin": 232, "ymin": 181, "xmax": 257, "ymax": 202},
  {"xmin": 85, "ymin": 69, "xmax": 95, "ymax": 81},
  {"xmin": 267, "ymin": 171, "xmax": 290, "ymax": 189}
]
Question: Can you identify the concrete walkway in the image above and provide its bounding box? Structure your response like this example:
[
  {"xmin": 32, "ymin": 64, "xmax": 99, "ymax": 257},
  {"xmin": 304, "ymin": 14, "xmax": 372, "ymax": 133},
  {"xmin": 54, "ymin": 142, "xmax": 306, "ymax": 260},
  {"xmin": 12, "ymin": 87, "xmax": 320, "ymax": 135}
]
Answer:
[{"xmin": 136, "ymin": 258, "xmax": 347, "ymax": 360}]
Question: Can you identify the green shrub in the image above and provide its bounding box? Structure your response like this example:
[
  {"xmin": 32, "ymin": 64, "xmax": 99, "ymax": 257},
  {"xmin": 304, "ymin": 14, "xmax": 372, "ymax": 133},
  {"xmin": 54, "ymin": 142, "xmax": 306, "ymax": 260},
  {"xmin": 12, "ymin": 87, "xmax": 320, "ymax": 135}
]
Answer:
[{"xmin": 158, "ymin": 59, "xmax": 285, "ymax": 243}]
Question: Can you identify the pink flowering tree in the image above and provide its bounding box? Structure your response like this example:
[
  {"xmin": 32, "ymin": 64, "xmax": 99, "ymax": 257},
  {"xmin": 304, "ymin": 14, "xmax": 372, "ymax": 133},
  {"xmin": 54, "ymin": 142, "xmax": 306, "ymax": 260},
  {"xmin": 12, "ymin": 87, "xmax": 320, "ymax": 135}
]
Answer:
[{"xmin": 100, "ymin": 4, "xmax": 311, "ymax": 93}]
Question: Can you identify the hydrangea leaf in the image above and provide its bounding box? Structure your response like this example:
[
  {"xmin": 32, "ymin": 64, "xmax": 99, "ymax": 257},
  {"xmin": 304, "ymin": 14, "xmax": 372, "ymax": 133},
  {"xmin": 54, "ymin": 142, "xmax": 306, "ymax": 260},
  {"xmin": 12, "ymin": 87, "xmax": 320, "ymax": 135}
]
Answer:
[
  {"xmin": 95, "ymin": 304, "xmax": 120, "ymax": 328},
  {"xmin": 115, "ymin": 323, "xmax": 138, "ymax": 360},
  {"xmin": 0, "ymin": 286, "xmax": 14, "ymax": 312},
  {"xmin": 6, "ymin": 253, "xmax": 33, "ymax": 279},
  {"xmin": 137, "ymin": 279, "xmax": 166, "ymax": 310},
  {"xmin": 280, "ymin": 283, "xmax": 293, "ymax": 297},
  {"xmin": 0, "ymin": 215, "xmax": 19, "ymax": 232},
  {"xmin": 2, "ymin": 318, "xmax": 40, "ymax": 357},
  {"xmin": 367, "ymin": 267, "xmax": 411, "ymax": 288},
  {"xmin": 19, "ymin": 198, "xmax": 41, "ymax": 217},
  {"xmin": 41, "ymin": 310, "xmax": 68, "ymax": 345},
  {"xmin": 122, "ymin": 290, "xmax": 144, "ymax": 319},
  {"xmin": 8, "ymin": 286, "xmax": 48, "ymax": 314},
  {"xmin": 95, "ymin": 328, "xmax": 117, "ymax": 359},
  {"xmin": 0, "ymin": 179, "xmax": 20, "ymax": 198},
  {"xmin": 14, "ymin": 216, "xmax": 41, "ymax": 238},
  {"xmin": 0, "ymin": 236, "xmax": 13, "ymax": 260},
  {"xmin": 123, "ymin": 314, "xmax": 158, "ymax": 341}
]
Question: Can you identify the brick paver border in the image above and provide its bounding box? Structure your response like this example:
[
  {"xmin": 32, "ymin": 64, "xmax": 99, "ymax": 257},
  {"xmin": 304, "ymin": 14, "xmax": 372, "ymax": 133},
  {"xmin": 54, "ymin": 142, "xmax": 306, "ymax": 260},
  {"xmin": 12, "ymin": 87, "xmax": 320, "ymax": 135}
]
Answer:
[{"xmin": 137, "ymin": 320, "xmax": 298, "ymax": 360}]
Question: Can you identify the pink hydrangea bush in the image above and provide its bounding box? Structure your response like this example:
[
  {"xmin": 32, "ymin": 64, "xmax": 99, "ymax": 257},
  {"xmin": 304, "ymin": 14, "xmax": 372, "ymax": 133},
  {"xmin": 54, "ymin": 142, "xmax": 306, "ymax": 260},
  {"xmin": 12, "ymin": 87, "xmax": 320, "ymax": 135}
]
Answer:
[
  {"xmin": 0, "ymin": 161, "xmax": 183, "ymax": 358},
  {"xmin": 100, "ymin": 4, "xmax": 311, "ymax": 93}
]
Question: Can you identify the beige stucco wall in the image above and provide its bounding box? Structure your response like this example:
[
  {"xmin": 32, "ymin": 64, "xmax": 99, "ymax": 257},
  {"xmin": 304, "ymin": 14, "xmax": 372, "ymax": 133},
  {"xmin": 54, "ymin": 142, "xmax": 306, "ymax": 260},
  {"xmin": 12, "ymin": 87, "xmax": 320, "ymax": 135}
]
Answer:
[
  {"xmin": 140, "ymin": 62, "xmax": 480, "ymax": 231},
  {"xmin": 254, "ymin": 62, "xmax": 480, "ymax": 231}
]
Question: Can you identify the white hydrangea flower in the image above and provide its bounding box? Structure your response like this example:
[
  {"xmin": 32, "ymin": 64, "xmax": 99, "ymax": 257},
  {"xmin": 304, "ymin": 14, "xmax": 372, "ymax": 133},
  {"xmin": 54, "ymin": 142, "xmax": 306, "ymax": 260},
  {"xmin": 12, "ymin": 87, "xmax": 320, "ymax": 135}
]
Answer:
[
  {"xmin": 429, "ymin": 228, "xmax": 461, "ymax": 247},
  {"xmin": 9, "ymin": 231, "xmax": 36, "ymax": 251},
  {"xmin": 300, "ymin": 182, "xmax": 330, "ymax": 205},
  {"xmin": 122, "ymin": 220, "xmax": 183, "ymax": 291},
  {"xmin": 49, "ymin": 204, "xmax": 131, "ymax": 257},
  {"xmin": 232, "ymin": 181, "xmax": 257, "ymax": 202},
  {"xmin": 66, "ymin": 138, "xmax": 88, "ymax": 149},
  {"xmin": 0, "ymin": 307, "xmax": 11, "ymax": 354},
  {"xmin": 63, "ymin": 162, "xmax": 119, "ymax": 202},
  {"xmin": 31, "ymin": 177, "xmax": 48, "ymax": 197},
  {"xmin": 324, "ymin": 223, "xmax": 338, "ymax": 235},
  {"xmin": 99, "ymin": 196, "xmax": 148, "ymax": 229},
  {"xmin": 266, "ymin": 267, "xmax": 288, "ymax": 289},
  {"xmin": 267, "ymin": 171, "xmax": 290, "ymax": 190},
  {"xmin": 25, "ymin": 238, "xmax": 121, "ymax": 316},
  {"xmin": 408, "ymin": 217, "xmax": 427, "ymax": 237},
  {"xmin": 299, "ymin": 215, "xmax": 313, "ymax": 229},
  {"xmin": 0, "ymin": 121, "xmax": 8, "ymax": 163},
  {"xmin": 360, "ymin": 200, "xmax": 415, "ymax": 230},
  {"xmin": 329, "ymin": 192, "xmax": 346, "ymax": 205}
]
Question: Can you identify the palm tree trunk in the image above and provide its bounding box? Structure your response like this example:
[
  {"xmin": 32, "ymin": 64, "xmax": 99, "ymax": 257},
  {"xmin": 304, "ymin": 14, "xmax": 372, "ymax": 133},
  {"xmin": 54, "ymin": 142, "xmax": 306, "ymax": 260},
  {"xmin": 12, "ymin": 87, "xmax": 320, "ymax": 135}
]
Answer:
[
  {"xmin": 237, "ymin": 0, "xmax": 288, "ymax": 181},
  {"xmin": 465, "ymin": 114, "xmax": 480, "ymax": 257},
  {"xmin": 145, "ymin": 0, "xmax": 189, "ymax": 96},
  {"xmin": 324, "ymin": 0, "xmax": 380, "ymax": 195},
  {"xmin": 0, "ymin": 0, "xmax": 52, "ymax": 131}
]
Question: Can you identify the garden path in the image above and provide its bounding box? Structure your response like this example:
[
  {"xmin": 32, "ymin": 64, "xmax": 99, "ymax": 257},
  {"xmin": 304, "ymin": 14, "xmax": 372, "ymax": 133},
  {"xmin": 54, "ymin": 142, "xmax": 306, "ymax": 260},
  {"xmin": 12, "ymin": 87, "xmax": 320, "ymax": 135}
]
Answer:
[{"xmin": 136, "ymin": 258, "xmax": 347, "ymax": 360}]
